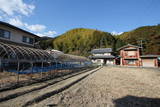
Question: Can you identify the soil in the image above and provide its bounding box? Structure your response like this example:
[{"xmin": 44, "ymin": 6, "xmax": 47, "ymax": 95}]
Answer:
[
  {"xmin": 0, "ymin": 67, "xmax": 98, "ymax": 107},
  {"xmin": 0, "ymin": 69, "xmax": 71, "ymax": 88},
  {"xmin": 31, "ymin": 66, "xmax": 160, "ymax": 107}
]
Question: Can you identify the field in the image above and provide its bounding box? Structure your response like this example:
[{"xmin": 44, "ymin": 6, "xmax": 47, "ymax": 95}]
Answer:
[
  {"xmin": 33, "ymin": 66, "xmax": 160, "ymax": 107},
  {"xmin": 0, "ymin": 69, "xmax": 72, "ymax": 89},
  {"xmin": 0, "ymin": 66, "xmax": 160, "ymax": 107},
  {"xmin": 0, "ymin": 67, "xmax": 97, "ymax": 107}
]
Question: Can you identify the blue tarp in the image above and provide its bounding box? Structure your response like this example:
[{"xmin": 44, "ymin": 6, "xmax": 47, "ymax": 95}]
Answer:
[{"xmin": 6, "ymin": 64, "xmax": 82, "ymax": 74}]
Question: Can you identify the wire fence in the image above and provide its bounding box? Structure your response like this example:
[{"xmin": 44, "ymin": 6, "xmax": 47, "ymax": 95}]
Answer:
[
  {"xmin": 0, "ymin": 42, "xmax": 95, "ymax": 89},
  {"xmin": 0, "ymin": 63, "xmax": 95, "ymax": 91}
]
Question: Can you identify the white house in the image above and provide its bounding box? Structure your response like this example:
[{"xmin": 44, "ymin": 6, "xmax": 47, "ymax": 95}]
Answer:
[
  {"xmin": 89, "ymin": 48, "xmax": 115, "ymax": 65},
  {"xmin": 0, "ymin": 21, "xmax": 40, "ymax": 48}
]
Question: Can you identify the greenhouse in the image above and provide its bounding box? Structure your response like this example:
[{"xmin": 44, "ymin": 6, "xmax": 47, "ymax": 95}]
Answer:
[{"xmin": 0, "ymin": 42, "xmax": 91, "ymax": 75}]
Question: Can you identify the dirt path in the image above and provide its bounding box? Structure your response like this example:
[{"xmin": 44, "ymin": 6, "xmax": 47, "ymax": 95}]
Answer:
[{"xmin": 31, "ymin": 66, "xmax": 160, "ymax": 107}]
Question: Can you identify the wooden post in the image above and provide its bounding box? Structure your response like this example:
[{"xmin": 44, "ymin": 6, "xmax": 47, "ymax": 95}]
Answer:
[{"xmin": 120, "ymin": 58, "xmax": 123, "ymax": 66}]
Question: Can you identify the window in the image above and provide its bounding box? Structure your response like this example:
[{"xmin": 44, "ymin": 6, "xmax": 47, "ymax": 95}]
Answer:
[
  {"xmin": 22, "ymin": 36, "xmax": 27, "ymax": 42},
  {"xmin": 22, "ymin": 36, "xmax": 34, "ymax": 44},
  {"xmin": 127, "ymin": 60, "xmax": 135, "ymax": 64},
  {"xmin": 127, "ymin": 51, "xmax": 135, "ymax": 56},
  {"xmin": 29, "ymin": 38, "xmax": 33, "ymax": 44},
  {"xmin": 0, "ymin": 29, "xmax": 10, "ymax": 39}
]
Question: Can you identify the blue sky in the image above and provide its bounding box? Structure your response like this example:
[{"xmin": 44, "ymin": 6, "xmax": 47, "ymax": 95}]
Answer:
[{"xmin": 0, "ymin": 0, "xmax": 160, "ymax": 37}]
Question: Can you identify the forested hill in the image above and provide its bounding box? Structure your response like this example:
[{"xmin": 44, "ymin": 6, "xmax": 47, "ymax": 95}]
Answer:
[
  {"xmin": 118, "ymin": 25, "xmax": 160, "ymax": 54},
  {"xmin": 52, "ymin": 28, "xmax": 116, "ymax": 56},
  {"xmin": 39, "ymin": 25, "xmax": 160, "ymax": 56}
]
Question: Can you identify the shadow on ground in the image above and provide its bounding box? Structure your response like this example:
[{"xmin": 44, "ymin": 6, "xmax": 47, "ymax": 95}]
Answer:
[{"xmin": 113, "ymin": 95, "xmax": 160, "ymax": 107}]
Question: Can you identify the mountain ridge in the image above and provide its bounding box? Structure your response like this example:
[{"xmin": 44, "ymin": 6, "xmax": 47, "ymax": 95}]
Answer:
[{"xmin": 39, "ymin": 25, "xmax": 160, "ymax": 56}]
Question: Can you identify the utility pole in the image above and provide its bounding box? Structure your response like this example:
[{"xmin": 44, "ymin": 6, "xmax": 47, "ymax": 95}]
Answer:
[
  {"xmin": 139, "ymin": 40, "xmax": 143, "ymax": 55},
  {"xmin": 140, "ymin": 40, "xmax": 143, "ymax": 48}
]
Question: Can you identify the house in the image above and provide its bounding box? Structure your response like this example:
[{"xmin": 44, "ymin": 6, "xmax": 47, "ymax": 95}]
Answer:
[
  {"xmin": 118, "ymin": 44, "xmax": 141, "ymax": 66},
  {"xmin": 140, "ymin": 55, "xmax": 159, "ymax": 67},
  {"xmin": 118, "ymin": 44, "xmax": 159, "ymax": 67},
  {"xmin": 0, "ymin": 21, "xmax": 41, "ymax": 71},
  {"xmin": 0, "ymin": 21, "xmax": 40, "ymax": 48},
  {"xmin": 89, "ymin": 48, "xmax": 115, "ymax": 65}
]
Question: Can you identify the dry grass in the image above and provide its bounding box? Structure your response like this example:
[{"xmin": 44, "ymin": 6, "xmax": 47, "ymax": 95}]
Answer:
[{"xmin": 0, "ymin": 69, "xmax": 72, "ymax": 88}]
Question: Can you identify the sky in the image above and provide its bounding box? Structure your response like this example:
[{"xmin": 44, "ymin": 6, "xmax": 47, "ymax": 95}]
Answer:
[{"xmin": 0, "ymin": 0, "xmax": 160, "ymax": 37}]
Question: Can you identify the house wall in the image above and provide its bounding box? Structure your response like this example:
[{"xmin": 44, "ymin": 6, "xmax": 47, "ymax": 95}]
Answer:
[
  {"xmin": 122, "ymin": 59, "xmax": 139, "ymax": 66},
  {"xmin": 141, "ymin": 58, "xmax": 158, "ymax": 67},
  {"xmin": 91, "ymin": 52, "xmax": 115, "ymax": 65},
  {"xmin": 119, "ymin": 45, "xmax": 159, "ymax": 68},
  {"xmin": 93, "ymin": 52, "xmax": 111, "ymax": 56},
  {"xmin": 120, "ymin": 46, "xmax": 141, "ymax": 66},
  {"xmin": 104, "ymin": 53, "xmax": 111, "ymax": 56},
  {"xmin": 92, "ymin": 59, "xmax": 104, "ymax": 65},
  {"xmin": 91, "ymin": 58, "xmax": 115, "ymax": 65},
  {"xmin": 0, "ymin": 24, "xmax": 36, "ymax": 47},
  {"xmin": 105, "ymin": 59, "xmax": 115, "ymax": 65},
  {"xmin": 120, "ymin": 47, "xmax": 140, "ymax": 59}
]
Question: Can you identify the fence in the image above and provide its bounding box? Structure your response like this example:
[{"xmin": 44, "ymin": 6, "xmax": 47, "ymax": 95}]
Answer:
[{"xmin": 0, "ymin": 42, "xmax": 93, "ymax": 89}]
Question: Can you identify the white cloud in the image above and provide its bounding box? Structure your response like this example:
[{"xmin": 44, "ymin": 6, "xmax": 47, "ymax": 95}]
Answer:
[
  {"xmin": 8, "ymin": 18, "xmax": 25, "ymax": 27},
  {"xmin": 7, "ymin": 18, "xmax": 57, "ymax": 37},
  {"xmin": 8, "ymin": 18, "xmax": 46, "ymax": 32},
  {"xmin": 45, "ymin": 31, "xmax": 57, "ymax": 36},
  {"xmin": 37, "ymin": 31, "xmax": 57, "ymax": 37},
  {"xmin": 111, "ymin": 31, "xmax": 123, "ymax": 35},
  {"xmin": 0, "ymin": 0, "xmax": 35, "ymax": 16},
  {"xmin": 26, "ymin": 24, "xmax": 46, "ymax": 32},
  {"xmin": 0, "ymin": 0, "xmax": 57, "ymax": 37}
]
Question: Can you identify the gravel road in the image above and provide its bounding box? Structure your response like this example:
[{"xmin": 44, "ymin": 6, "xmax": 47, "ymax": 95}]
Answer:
[{"xmin": 31, "ymin": 66, "xmax": 160, "ymax": 107}]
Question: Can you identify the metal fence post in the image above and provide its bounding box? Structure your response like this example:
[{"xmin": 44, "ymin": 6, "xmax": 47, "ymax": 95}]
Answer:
[
  {"xmin": 41, "ymin": 62, "xmax": 43, "ymax": 78},
  {"xmin": 49, "ymin": 62, "xmax": 52, "ymax": 77},
  {"xmin": 0, "ymin": 59, "xmax": 1, "ymax": 70},
  {"xmin": 31, "ymin": 62, "xmax": 33, "ymax": 79},
  {"xmin": 17, "ymin": 61, "xmax": 20, "ymax": 83}
]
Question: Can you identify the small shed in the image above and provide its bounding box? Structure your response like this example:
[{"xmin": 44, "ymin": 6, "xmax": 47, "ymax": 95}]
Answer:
[{"xmin": 140, "ymin": 55, "xmax": 159, "ymax": 67}]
